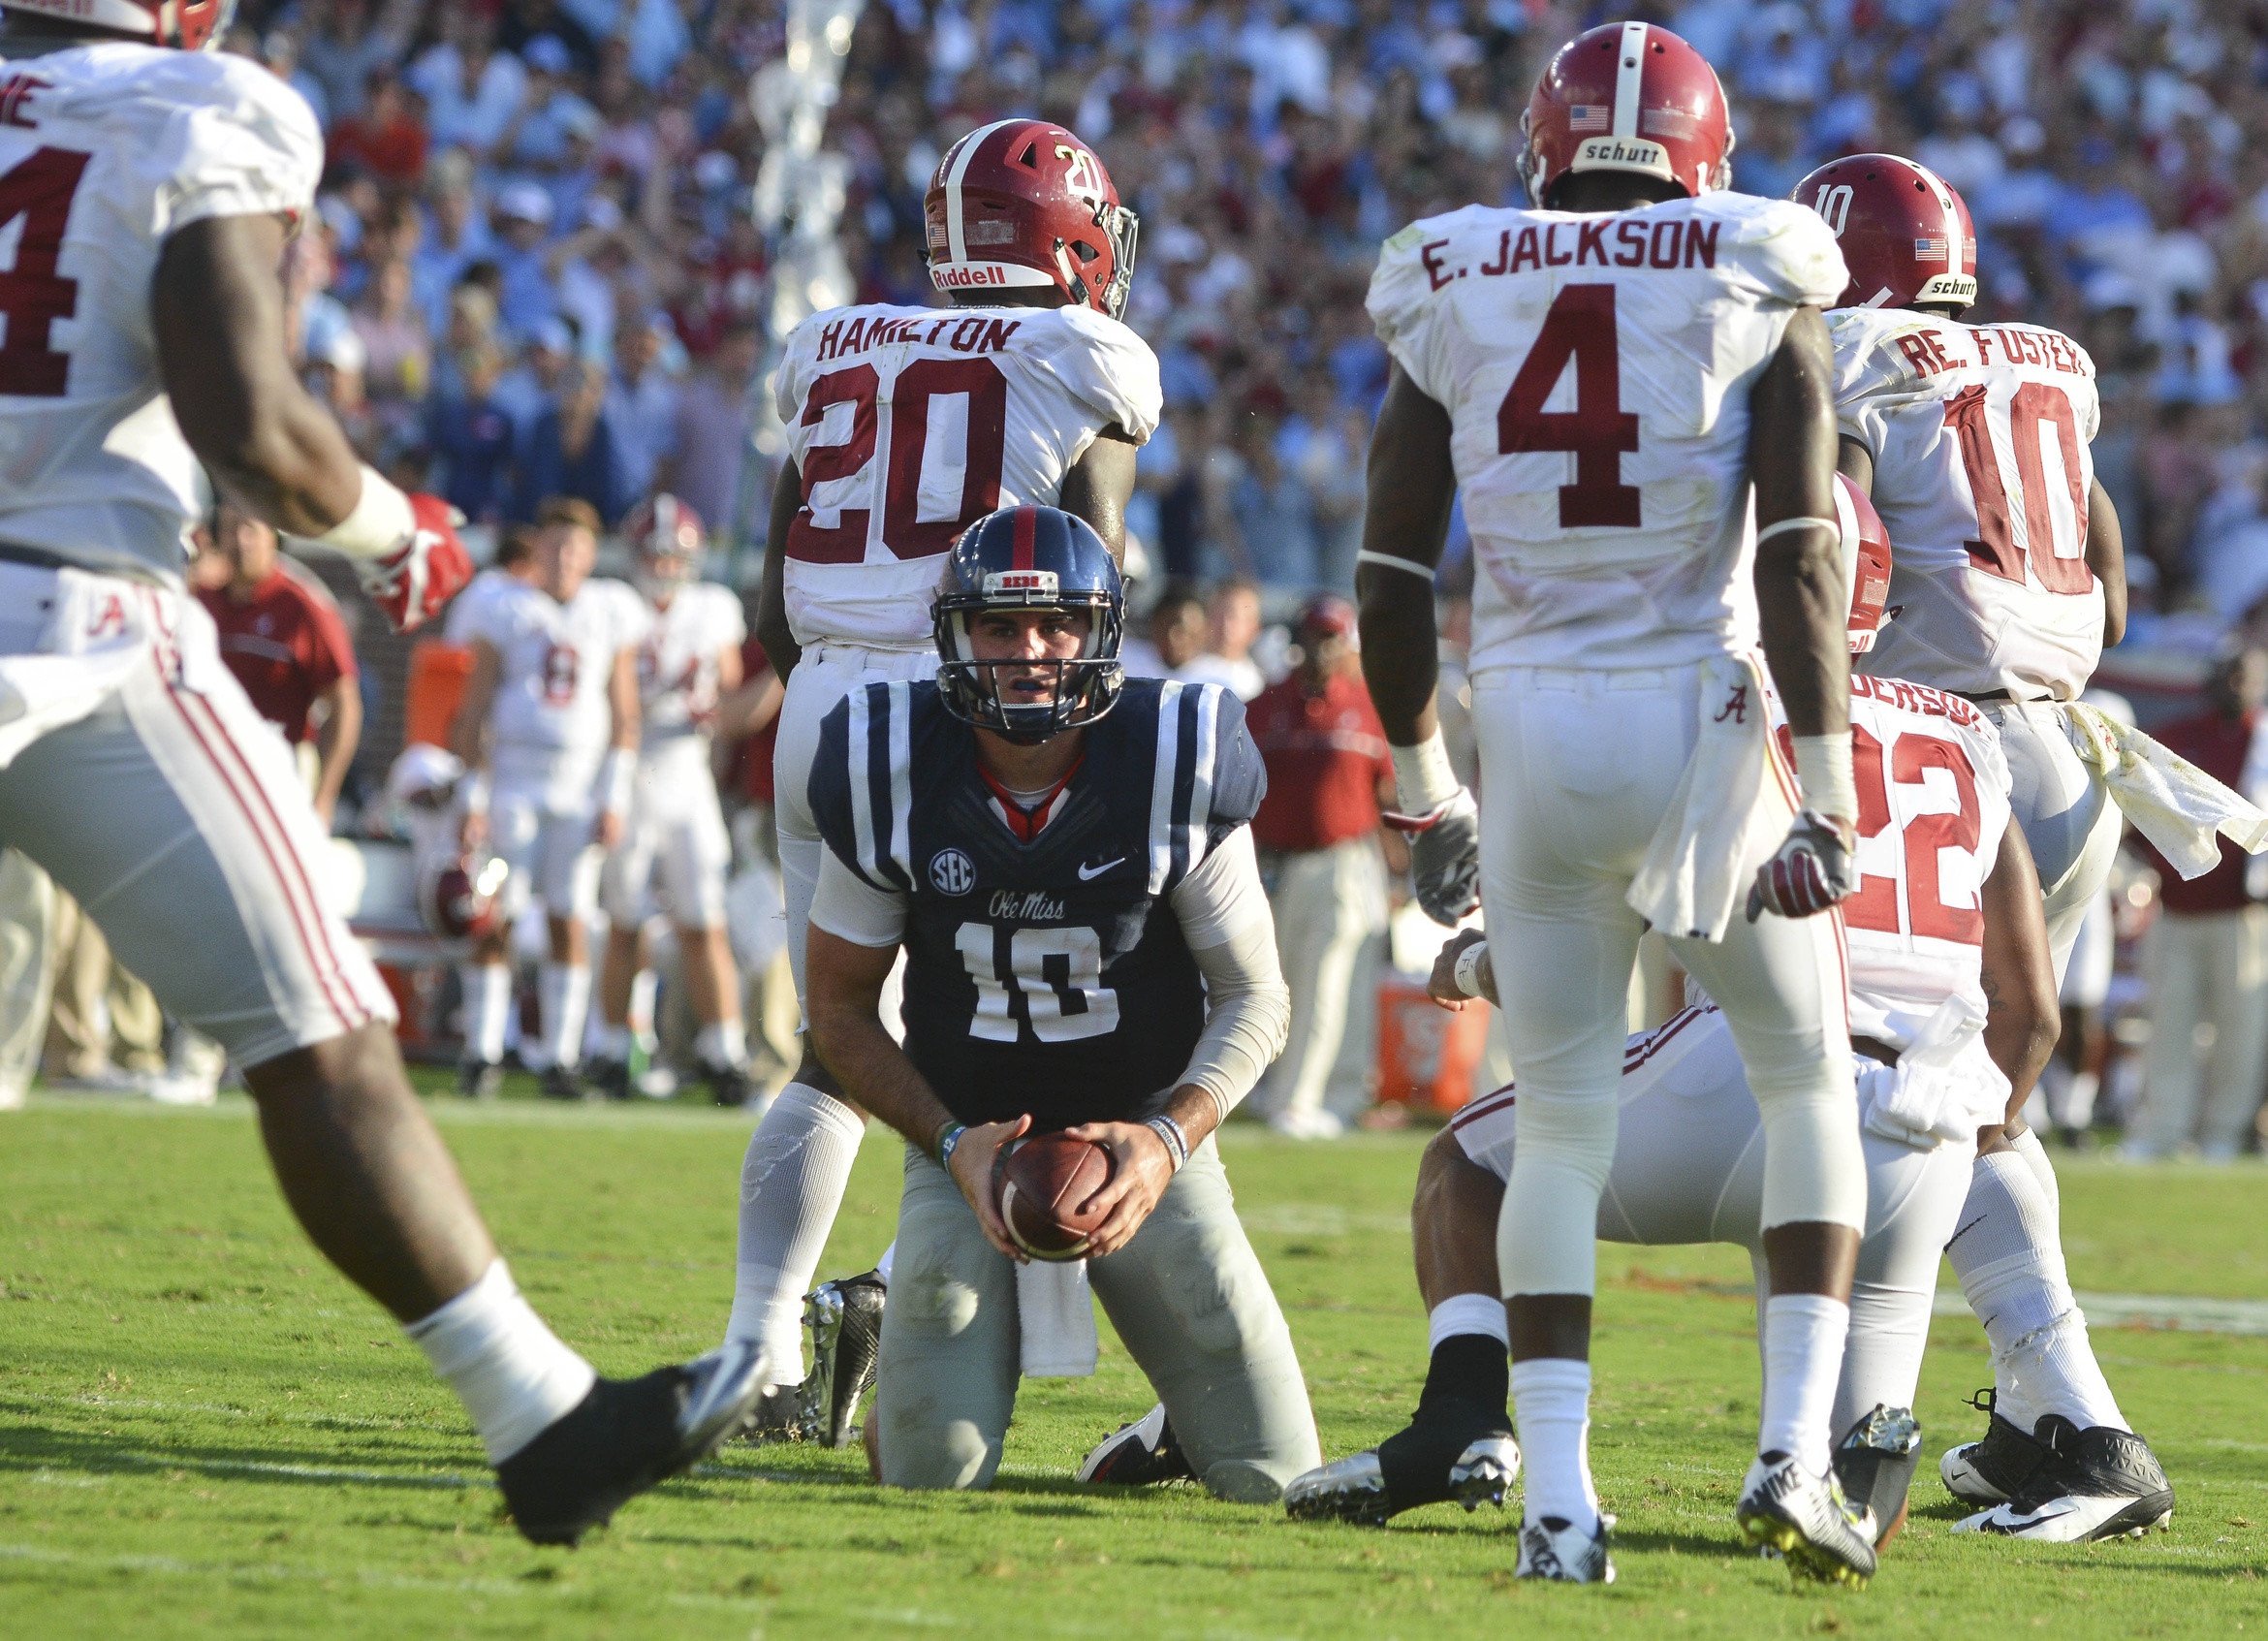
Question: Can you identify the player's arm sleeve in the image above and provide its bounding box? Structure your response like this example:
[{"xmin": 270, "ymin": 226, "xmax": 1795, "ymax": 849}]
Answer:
[
  {"xmin": 150, "ymin": 57, "xmax": 325, "ymax": 236},
  {"xmin": 810, "ymin": 845, "xmax": 909, "ymax": 947},
  {"xmin": 1169, "ymin": 827, "xmax": 1289, "ymax": 1124},
  {"xmin": 1203, "ymin": 692, "xmax": 1269, "ymax": 850},
  {"xmin": 1365, "ymin": 217, "xmax": 1458, "ymax": 404},
  {"xmin": 1038, "ymin": 308, "xmax": 1163, "ymax": 444}
]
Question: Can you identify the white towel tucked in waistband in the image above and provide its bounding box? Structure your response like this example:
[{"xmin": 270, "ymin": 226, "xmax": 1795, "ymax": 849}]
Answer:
[
  {"xmin": 2061, "ymin": 702, "xmax": 2268, "ymax": 880},
  {"xmin": 1857, "ymin": 993, "xmax": 2012, "ymax": 1150},
  {"xmin": 1017, "ymin": 1256, "xmax": 1098, "ymax": 1377},
  {"xmin": 1627, "ymin": 652, "xmax": 1799, "ymax": 943}
]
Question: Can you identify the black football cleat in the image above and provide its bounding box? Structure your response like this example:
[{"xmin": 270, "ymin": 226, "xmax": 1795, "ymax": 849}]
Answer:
[
  {"xmin": 796, "ymin": 1270, "xmax": 885, "ymax": 1447},
  {"xmin": 496, "ymin": 1340, "xmax": 769, "ymax": 1546},
  {"xmin": 1956, "ymin": 1416, "xmax": 2174, "ymax": 1542},
  {"xmin": 704, "ymin": 1060, "xmax": 757, "ymax": 1109},
  {"xmin": 457, "ymin": 1057, "xmax": 502, "ymax": 1100},
  {"xmin": 1283, "ymin": 1404, "xmax": 1519, "ymax": 1525},
  {"xmin": 540, "ymin": 1064, "xmax": 595, "ymax": 1103},
  {"xmin": 584, "ymin": 1057, "xmax": 631, "ymax": 1102},
  {"xmin": 1832, "ymin": 1404, "xmax": 1923, "ymax": 1541},
  {"xmin": 1079, "ymin": 1403, "xmax": 1195, "ymax": 1486},
  {"xmin": 1940, "ymin": 1388, "xmax": 2051, "ymax": 1506},
  {"xmin": 738, "ymin": 1382, "xmax": 802, "ymax": 1445}
]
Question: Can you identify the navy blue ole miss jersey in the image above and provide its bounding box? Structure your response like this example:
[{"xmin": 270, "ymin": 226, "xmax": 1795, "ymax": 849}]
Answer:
[{"xmin": 808, "ymin": 677, "xmax": 1265, "ymax": 1127}]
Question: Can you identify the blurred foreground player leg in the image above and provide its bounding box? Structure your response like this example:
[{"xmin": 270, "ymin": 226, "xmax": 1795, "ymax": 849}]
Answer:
[
  {"xmin": 0, "ymin": 7, "xmax": 760, "ymax": 1543},
  {"xmin": 722, "ymin": 115, "xmax": 1160, "ymax": 1389},
  {"xmin": 1357, "ymin": 22, "xmax": 1874, "ymax": 1585}
]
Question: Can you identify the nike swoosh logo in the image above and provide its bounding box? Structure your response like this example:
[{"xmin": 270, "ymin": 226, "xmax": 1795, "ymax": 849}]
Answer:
[{"xmin": 1077, "ymin": 858, "xmax": 1125, "ymax": 881}]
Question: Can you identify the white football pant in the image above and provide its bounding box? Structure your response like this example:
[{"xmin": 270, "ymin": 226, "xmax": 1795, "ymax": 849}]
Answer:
[{"xmin": 1469, "ymin": 663, "xmax": 1865, "ymax": 1307}]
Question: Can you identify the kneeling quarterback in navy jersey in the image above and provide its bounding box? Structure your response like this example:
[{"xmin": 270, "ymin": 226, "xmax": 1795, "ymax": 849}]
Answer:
[{"xmin": 802, "ymin": 506, "xmax": 1320, "ymax": 1497}]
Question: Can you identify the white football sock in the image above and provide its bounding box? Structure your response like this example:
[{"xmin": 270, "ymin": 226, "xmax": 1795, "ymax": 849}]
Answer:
[
  {"xmin": 539, "ymin": 963, "xmax": 589, "ymax": 1070},
  {"xmin": 462, "ymin": 964, "xmax": 511, "ymax": 1065},
  {"xmin": 1757, "ymin": 1292, "xmax": 1848, "ymax": 1475},
  {"xmin": 1947, "ymin": 1151, "xmax": 2126, "ymax": 1433},
  {"xmin": 595, "ymin": 1023, "xmax": 633, "ymax": 1062},
  {"xmin": 1429, "ymin": 1292, "xmax": 1509, "ymax": 1352},
  {"xmin": 695, "ymin": 1020, "xmax": 747, "ymax": 1069},
  {"xmin": 405, "ymin": 1259, "xmax": 597, "ymax": 1464},
  {"xmin": 2007, "ymin": 1123, "xmax": 2061, "ymax": 1217},
  {"xmin": 723, "ymin": 1081, "xmax": 866, "ymax": 1384},
  {"xmin": 1510, "ymin": 1357, "xmax": 1597, "ymax": 1532},
  {"xmin": 2057, "ymin": 1070, "xmax": 2100, "ymax": 1132}
]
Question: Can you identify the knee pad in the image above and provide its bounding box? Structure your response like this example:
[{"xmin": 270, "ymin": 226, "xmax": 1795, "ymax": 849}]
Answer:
[{"xmin": 1498, "ymin": 1089, "xmax": 1619, "ymax": 1297}]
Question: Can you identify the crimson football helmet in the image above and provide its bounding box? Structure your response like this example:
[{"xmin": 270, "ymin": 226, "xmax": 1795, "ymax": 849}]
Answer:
[
  {"xmin": 925, "ymin": 119, "xmax": 1139, "ymax": 321},
  {"xmin": 1522, "ymin": 21, "xmax": 1734, "ymax": 207},
  {"xmin": 623, "ymin": 492, "xmax": 706, "ymax": 597},
  {"xmin": 1834, "ymin": 474, "xmax": 1894, "ymax": 653},
  {"xmin": 1793, "ymin": 154, "xmax": 1978, "ymax": 312},
  {"xmin": 421, "ymin": 854, "xmax": 508, "ymax": 942},
  {"xmin": 0, "ymin": 0, "xmax": 234, "ymax": 49}
]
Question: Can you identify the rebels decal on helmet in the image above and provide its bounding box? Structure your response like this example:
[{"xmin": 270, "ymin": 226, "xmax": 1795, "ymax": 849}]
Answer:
[
  {"xmin": 925, "ymin": 119, "xmax": 1139, "ymax": 320},
  {"xmin": 1522, "ymin": 21, "xmax": 1733, "ymax": 207},
  {"xmin": 1795, "ymin": 154, "xmax": 1978, "ymax": 312},
  {"xmin": 931, "ymin": 504, "xmax": 1124, "ymax": 742}
]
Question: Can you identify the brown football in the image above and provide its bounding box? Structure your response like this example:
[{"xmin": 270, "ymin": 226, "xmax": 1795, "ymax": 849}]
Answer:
[{"xmin": 998, "ymin": 1133, "xmax": 1115, "ymax": 1260}]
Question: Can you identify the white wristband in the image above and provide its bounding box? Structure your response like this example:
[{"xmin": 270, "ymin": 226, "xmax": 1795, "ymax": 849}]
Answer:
[
  {"xmin": 1452, "ymin": 938, "xmax": 1490, "ymax": 1000},
  {"xmin": 1792, "ymin": 731, "xmax": 1858, "ymax": 824},
  {"xmin": 600, "ymin": 748, "xmax": 636, "ymax": 816},
  {"xmin": 314, "ymin": 462, "xmax": 419, "ymax": 560},
  {"xmin": 1391, "ymin": 732, "xmax": 1461, "ymax": 813}
]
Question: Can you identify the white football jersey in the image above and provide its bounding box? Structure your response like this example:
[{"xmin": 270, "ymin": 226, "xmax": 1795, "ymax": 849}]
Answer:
[
  {"xmin": 444, "ymin": 567, "xmax": 528, "ymax": 644},
  {"xmin": 0, "ymin": 45, "xmax": 321, "ymax": 581},
  {"xmin": 1831, "ymin": 307, "xmax": 2105, "ymax": 701},
  {"xmin": 1821, "ymin": 676, "xmax": 2011, "ymax": 1049},
  {"xmin": 469, "ymin": 578, "xmax": 650, "ymax": 799},
  {"xmin": 1367, "ymin": 194, "xmax": 1847, "ymax": 671},
  {"xmin": 774, "ymin": 301, "xmax": 1161, "ymax": 649},
  {"xmin": 636, "ymin": 582, "xmax": 745, "ymax": 744}
]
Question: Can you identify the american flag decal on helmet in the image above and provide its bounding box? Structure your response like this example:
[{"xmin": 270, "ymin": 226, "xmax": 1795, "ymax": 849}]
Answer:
[
  {"xmin": 1915, "ymin": 236, "xmax": 1947, "ymax": 258},
  {"xmin": 1569, "ymin": 104, "xmax": 1610, "ymax": 132}
]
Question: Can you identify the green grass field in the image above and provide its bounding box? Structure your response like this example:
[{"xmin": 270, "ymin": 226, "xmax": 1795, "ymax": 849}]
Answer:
[{"xmin": 5, "ymin": 1085, "xmax": 2266, "ymax": 1639}]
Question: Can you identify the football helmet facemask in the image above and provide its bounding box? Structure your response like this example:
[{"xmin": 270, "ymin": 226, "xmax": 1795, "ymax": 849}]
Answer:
[{"xmin": 932, "ymin": 505, "xmax": 1124, "ymax": 743}]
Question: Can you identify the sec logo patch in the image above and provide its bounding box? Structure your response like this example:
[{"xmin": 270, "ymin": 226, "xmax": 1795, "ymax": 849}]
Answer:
[{"xmin": 929, "ymin": 848, "xmax": 977, "ymax": 896}]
